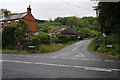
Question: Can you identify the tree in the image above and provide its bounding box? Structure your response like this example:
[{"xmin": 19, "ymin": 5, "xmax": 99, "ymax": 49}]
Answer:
[
  {"xmin": 97, "ymin": 2, "xmax": 120, "ymax": 35},
  {"xmin": 79, "ymin": 28, "xmax": 97, "ymax": 38},
  {"xmin": 54, "ymin": 16, "xmax": 99, "ymax": 31},
  {"xmin": 16, "ymin": 19, "xmax": 31, "ymax": 40}
]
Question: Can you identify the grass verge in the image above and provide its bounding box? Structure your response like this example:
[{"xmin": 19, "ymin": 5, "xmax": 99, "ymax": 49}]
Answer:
[
  {"xmin": 2, "ymin": 40, "xmax": 80, "ymax": 54},
  {"xmin": 88, "ymin": 39, "xmax": 120, "ymax": 57}
]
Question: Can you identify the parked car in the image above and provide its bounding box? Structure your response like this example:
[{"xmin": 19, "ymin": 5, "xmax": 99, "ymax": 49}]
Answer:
[{"xmin": 78, "ymin": 36, "xmax": 83, "ymax": 40}]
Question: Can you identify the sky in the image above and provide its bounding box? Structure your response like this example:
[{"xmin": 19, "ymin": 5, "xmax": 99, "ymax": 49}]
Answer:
[{"xmin": 0, "ymin": 0, "xmax": 98, "ymax": 20}]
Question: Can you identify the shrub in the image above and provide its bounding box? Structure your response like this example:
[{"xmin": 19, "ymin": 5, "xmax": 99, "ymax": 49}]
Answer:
[
  {"xmin": 56, "ymin": 35, "xmax": 79, "ymax": 43},
  {"xmin": 108, "ymin": 50, "xmax": 119, "ymax": 56},
  {"xmin": 96, "ymin": 46, "xmax": 111, "ymax": 52},
  {"xmin": 88, "ymin": 33, "xmax": 120, "ymax": 57},
  {"xmin": 79, "ymin": 28, "xmax": 97, "ymax": 38},
  {"xmin": 114, "ymin": 44, "xmax": 120, "ymax": 53},
  {"xmin": 88, "ymin": 40, "xmax": 99, "ymax": 51},
  {"xmin": 57, "ymin": 35, "xmax": 70, "ymax": 43}
]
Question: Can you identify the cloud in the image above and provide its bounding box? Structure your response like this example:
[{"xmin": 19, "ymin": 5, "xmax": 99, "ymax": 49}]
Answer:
[{"xmin": 0, "ymin": 0, "xmax": 96, "ymax": 20}]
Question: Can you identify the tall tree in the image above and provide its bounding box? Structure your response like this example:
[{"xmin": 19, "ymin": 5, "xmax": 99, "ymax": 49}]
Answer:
[{"xmin": 97, "ymin": 2, "xmax": 120, "ymax": 35}]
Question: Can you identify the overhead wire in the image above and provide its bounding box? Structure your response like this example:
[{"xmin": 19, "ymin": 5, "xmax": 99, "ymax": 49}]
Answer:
[{"xmin": 63, "ymin": 2, "xmax": 92, "ymax": 11}]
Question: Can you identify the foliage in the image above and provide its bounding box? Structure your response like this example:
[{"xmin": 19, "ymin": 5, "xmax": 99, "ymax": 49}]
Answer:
[
  {"xmin": 2, "ymin": 40, "xmax": 80, "ymax": 54},
  {"xmin": 16, "ymin": 19, "xmax": 31, "ymax": 40},
  {"xmin": 21, "ymin": 32, "xmax": 80, "ymax": 48},
  {"xmin": 2, "ymin": 24, "xmax": 18, "ymax": 49},
  {"xmin": 54, "ymin": 16, "xmax": 99, "ymax": 32},
  {"xmin": 37, "ymin": 21, "xmax": 64, "ymax": 33},
  {"xmin": 97, "ymin": 2, "xmax": 120, "ymax": 35},
  {"xmin": 37, "ymin": 16, "xmax": 99, "ymax": 35},
  {"xmin": 36, "ymin": 19, "xmax": 49, "ymax": 23},
  {"xmin": 88, "ymin": 34, "xmax": 120, "ymax": 57},
  {"xmin": 88, "ymin": 2, "xmax": 120, "ymax": 57},
  {"xmin": 78, "ymin": 28, "xmax": 97, "ymax": 38},
  {"xmin": 0, "ymin": 9, "xmax": 12, "ymax": 15},
  {"xmin": 2, "ymin": 20, "xmax": 30, "ymax": 49}
]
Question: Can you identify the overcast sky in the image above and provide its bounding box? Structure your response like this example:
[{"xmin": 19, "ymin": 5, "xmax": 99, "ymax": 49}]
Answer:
[{"xmin": 0, "ymin": 0, "xmax": 98, "ymax": 20}]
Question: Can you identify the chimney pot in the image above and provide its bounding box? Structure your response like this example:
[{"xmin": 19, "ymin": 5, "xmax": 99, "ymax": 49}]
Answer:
[
  {"xmin": 27, "ymin": 5, "xmax": 31, "ymax": 14},
  {"xmin": 4, "ymin": 11, "xmax": 9, "ymax": 17}
]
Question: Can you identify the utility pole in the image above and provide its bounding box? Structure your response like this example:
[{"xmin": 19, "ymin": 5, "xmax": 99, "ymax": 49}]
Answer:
[{"xmin": 93, "ymin": 6, "xmax": 99, "ymax": 17}]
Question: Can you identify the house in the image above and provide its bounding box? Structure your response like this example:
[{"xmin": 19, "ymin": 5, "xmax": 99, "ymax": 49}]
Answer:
[
  {"xmin": 0, "ymin": 5, "xmax": 37, "ymax": 32},
  {"xmin": 51, "ymin": 27, "xmax": 79, "ymax": 35}
]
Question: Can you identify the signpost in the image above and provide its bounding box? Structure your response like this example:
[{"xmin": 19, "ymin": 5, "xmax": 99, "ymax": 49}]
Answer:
[
  {"xmin": 17, "ymin": 41, "xmax": 22, "ymax": 49},
  {"xmin": 49, "ymin": 33, "xmax": 52, "ymax": 44}
]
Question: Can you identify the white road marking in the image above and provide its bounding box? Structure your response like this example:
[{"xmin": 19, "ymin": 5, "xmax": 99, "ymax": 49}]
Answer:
[
  {"xmin": 73, "ymin": 66, "xmax": 86, "ymax": 68},
  {"xmin": 72, "ymin": 47, "xmax": 77, "ymax": 51},
  {"xmin": 2, "ymin": 59, "xmax": 120, "ymax": 72},
  {"xmin": 50, "ymin": 56, "xmax": 58, "ymax": 58},
  {"xmin": 112, "ymin": 69, "xmax": 120, "ymax": 71},
  {"xmin": 92, "ymin": 59, "xmax": 101, "ymax": 61},
  {"xmin": 71, "ymin": 58, "xmax": 79, "ymax": 60},
  {"xmin": 85, "ymin": 67, "xmax": 112, "ymax": 72},
  {"xmin": 0, "ymin": 60, "xmax": 2, "ymax": 62},
  {"xmin": 74, "ymin": 53, "xmax": 84, "ymax": 57},
  {"xmin": 2, "ymin": 54, "xmax": 119, "ymax": 63},
  {"xmin": 81, "ymin": 59, "xmax": 90, "ymax": 60},
  {"xmin": 104, "ymin": 60, "xmax": 115, "ymax": 62}
]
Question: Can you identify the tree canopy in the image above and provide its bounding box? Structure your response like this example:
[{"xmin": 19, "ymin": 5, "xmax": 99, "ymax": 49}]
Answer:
[{"xmin": 97, "ymin": 2, "xmax": 120, "ymax": 35}]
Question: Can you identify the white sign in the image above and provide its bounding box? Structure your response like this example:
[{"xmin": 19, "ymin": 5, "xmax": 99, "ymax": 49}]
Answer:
[{"xmin": 106, "ymin": 45, "xmax": 113, "ymax": 48}]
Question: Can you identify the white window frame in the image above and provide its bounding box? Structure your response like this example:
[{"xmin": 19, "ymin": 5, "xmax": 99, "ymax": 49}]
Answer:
[
  {"xmin": 15, "ymin": 20, "xmax": 19, "ymax": 24},
  {"xmin": 1, "ymin": 22, "xmax": 4, "ymax": 28},
  {"xmin": 7, "ymin": 21, "xmax": 11, "ymax": 24}
]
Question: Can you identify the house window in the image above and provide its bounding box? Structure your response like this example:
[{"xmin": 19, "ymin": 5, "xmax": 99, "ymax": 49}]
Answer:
[
  {"xmin": 1, "ymin": 22, "xmax": 4, "ymax": 28},
  {"xmin": 7, "ymin": 21, "xmax": 11, "ymax": 24},
  {"xmin": 15, "ymin": 20, "xmax": 19, "ymax": 24}
]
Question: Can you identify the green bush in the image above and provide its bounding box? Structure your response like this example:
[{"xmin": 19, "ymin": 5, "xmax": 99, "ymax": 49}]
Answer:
[
  {"xmin": 108, "ymin": 50, "xmax": 119, "ymax": 56},
  {"xmin": 57, "ymin": 35, "xmax": 70, "ymax": 43},
  {"xmin": 114, "ymin": 44, "xmax": 120, "ymax": 53},
  {"xmin": 79, "ymin": 28, "xmax": 97, "ymax": 38},
  {"xmin": 88, "ymin": 33, "xmax": 120, "ymax": 57},
  {"xmin": 57, "ymin": 35, "xmax": 79, "ymax": 43},
  {"xmin": 88, "ymin": 40, "xmax": 99, "ymax": 51},
  {"xmin": 96, "ymin": 46, "xmax": 111, "ymax": 53}
]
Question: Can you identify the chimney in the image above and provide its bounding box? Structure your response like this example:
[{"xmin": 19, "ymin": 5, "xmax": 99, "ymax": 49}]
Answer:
[
  {"xmin": 4, "ymin": 11, "xmax": 9, "ymax": 17},
  {"xmin": 27, "ymin": 5, "xmax": 31, "ymax": 14}
]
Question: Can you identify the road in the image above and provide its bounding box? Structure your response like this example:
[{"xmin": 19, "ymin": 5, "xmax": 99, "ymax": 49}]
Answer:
[{"xmin": 1, "ymin": 40, "xmax": 120, "ymax": 78}]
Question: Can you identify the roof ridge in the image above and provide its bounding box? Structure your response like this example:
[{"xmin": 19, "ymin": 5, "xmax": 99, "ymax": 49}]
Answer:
[
  {"xmin": 11, "ymin": 12, "xmax": 27, "ymax": 15},
  {"xmin": 0, "ymin": 12, "xmax": 27, "ymax": 21}
]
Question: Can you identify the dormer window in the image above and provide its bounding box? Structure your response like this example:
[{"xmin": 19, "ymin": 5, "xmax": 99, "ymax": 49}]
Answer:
[
  {"xmin": 7, "ymin": 21, "xmax": 11, "ymax": 24},
  {"xmin": 15, "ymin": 20, "xmax": 19, "ymax": 24}
]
